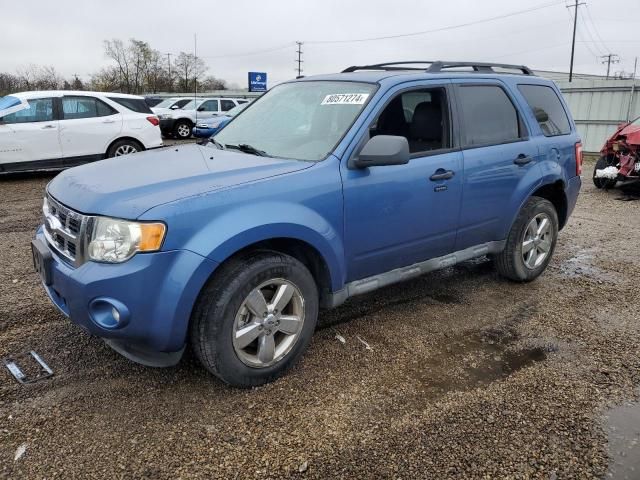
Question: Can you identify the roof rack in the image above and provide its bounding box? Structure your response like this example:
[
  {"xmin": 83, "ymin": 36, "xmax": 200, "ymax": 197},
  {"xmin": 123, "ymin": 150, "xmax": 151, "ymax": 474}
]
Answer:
[{"xmin": 342, "ymin": 61, "xmax": 534, "ymax": 76}]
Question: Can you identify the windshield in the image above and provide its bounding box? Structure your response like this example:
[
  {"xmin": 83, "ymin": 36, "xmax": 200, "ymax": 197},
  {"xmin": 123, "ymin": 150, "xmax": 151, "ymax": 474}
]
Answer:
[
  {"xmin": 182, "ymin": 99, "xmax": 202, "ymax": 110},
  {"xmin": 213, "ymin": 81, "xmax": 376, "ymax": 161},
  {"xmin": 227, "ymin": 103, "xmax": 248, "ymax": 117},
  {"xmin": 154, "ymin": 98, "xmax": 179, "ymax": 109}
]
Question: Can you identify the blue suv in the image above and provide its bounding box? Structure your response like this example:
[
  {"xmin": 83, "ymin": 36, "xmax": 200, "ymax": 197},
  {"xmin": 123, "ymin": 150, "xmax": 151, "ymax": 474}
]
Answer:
[{"xmin": 32, "ymin": 61, "xmax": 582, "ymax": 387}]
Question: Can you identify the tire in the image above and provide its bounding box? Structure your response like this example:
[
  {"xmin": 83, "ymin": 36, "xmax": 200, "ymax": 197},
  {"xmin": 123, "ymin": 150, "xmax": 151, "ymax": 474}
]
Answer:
[
  {"xmin": 106, "ymin": 139, "xmax": 142, "ymax": 158},
  {"xmin": 173, "ymin": 119, "xmax": 193, "ymax": 139},
  {"xmin": 190, "ymin": 250, "xmax": 319, "ymax": 387},
  {"xmin": 592, "ymin": 156, "xmax": 617, "ymax": 189},
  {"xmin": 495, "ymin": 196, "xmax": 559, "ymax": 282}
]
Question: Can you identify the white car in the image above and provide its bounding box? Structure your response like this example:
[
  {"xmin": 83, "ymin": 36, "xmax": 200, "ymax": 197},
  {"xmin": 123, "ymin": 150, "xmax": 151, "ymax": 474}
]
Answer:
[
  {"xmin": 150, "ymin": 97, "xmax": 191, "ymax": 115},
  {"xmin": 0, "ymin": 90, "xmax": 163, "ymax": 173},
  {"xmin": 157, "ymin": 97, "xmax": 250, "ymax": 139}
]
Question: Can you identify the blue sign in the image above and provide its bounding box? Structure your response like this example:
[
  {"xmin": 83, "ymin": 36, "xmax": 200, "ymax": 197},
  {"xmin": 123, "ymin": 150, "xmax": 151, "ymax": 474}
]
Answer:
[{"xmin": 248, "ymin": 72, "xmax": 267, "ymax": 92}]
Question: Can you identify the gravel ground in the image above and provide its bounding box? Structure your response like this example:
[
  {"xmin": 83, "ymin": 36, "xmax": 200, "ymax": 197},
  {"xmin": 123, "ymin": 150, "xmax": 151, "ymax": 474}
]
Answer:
[{"xmin": 0, "ymin": 158, "xmax": 639, "ymax": 479}]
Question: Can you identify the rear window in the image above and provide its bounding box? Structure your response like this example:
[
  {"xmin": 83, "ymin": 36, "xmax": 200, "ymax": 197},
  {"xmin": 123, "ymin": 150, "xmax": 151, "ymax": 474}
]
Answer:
[
  {"xmin": 518, "ymin": 84, "xmax": 571, "ymax": 136},
  {"xmin": 107, "ymin": 97, "xmax": 152, "ymax": 114},
  {"xmin": 458, "ymin": 85, "xmax": 523, "ymax": 146}
]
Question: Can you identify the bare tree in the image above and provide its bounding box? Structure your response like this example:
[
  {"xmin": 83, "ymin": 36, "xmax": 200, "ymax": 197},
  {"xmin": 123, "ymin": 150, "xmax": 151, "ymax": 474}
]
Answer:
[
  {"xmin": 174, "ymin": 52, "xmax": 207, "ymax": 92},
  {"xmin": 200, "ymin": 76, "xmax": 228, "ymax": 91}
]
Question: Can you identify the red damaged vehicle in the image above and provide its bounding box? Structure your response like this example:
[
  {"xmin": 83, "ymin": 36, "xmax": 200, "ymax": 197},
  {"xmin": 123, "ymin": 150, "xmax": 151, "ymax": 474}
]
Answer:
[{"xmin": 593, "ymin": 117, "xmax": 640, "ymax": 189}]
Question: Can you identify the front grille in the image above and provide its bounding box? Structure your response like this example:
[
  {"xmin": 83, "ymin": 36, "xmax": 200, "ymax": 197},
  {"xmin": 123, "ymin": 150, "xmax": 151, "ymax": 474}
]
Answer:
[{"xmin": 43, "ymin": 194, "xmax": 89, "ymax": 266}]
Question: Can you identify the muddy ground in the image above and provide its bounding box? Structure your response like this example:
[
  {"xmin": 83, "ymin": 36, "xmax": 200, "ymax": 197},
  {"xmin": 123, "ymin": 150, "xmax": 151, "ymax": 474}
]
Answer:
[{"xmin": 0, "ymin": 158, "xmax": 639, "ymax": 479}]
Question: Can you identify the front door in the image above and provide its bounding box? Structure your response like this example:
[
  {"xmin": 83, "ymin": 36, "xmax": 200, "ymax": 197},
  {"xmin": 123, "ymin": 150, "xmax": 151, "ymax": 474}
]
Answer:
[{"xmin": 341, "ymin": 82, "xmax": 463, "ymax": 281}]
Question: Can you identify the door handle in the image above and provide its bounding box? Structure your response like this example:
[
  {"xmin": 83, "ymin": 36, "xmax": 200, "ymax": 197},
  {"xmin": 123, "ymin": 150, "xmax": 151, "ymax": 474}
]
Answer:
[
  {"xmin": 514, "ymin": 154, "xmax": 533, "ymax": 166},
  {"xmin": 429, "ymin": 169, "xmax": 455, "ymax": 181},
  {"xmin": 103, "ymin": 119, "xmax": 116, "ymax": 124},
  {"xmin": 41, "ymin": 124, "xmax": 56, "ymax": 130}
]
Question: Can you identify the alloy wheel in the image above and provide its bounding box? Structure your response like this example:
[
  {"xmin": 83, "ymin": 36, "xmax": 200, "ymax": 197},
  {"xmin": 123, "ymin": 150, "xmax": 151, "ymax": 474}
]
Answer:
[
  {"xmin": 232, "ymin": 279, "xmax": 305, "ymax": 368},
  {"xmin": 522, "ymin": 213, "xmax": 553, "ymax": 269},
  {"xmin": 114, "ymin": 144, "xmax": 138, "ymax": 156}
]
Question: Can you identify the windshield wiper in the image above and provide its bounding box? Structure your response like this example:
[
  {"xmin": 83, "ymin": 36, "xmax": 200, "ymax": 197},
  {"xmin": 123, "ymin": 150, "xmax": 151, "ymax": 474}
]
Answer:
[
  {"xmin": 208, "ymin": 137, "xmax": 226, "ymax": 150},
  {"xmin": 226, "ymin": 143, "xmax": 268, "ymax": 157}
]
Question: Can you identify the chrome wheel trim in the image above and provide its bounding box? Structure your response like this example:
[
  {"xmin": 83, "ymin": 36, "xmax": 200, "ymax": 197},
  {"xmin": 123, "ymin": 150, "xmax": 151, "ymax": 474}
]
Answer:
[
  {"xmin": 114, "ymin": 144, "xmax": 137, "ymax": 156},
  {"xmin": 177, "ymin": 124, "xmax": 191, "ymax": 137},
  {"xmin": 232, "ymin": 278, "xmax": 305, "ymax": 368},
  {"xmin": 522, "ymin": 213, "xmax": 553, "ymax": 269}
]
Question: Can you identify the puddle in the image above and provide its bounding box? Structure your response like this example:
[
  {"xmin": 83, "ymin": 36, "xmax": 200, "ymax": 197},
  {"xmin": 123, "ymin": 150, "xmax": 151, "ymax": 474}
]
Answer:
[
  {"xmin": 408, "ymin": 333, "xmax": 548, "ymax": 399},
  {"xmin": 604, "ymin": 397, "xmax": 640, "ymax": 479},
  {"xmin": 559, "ymin": 249, "xmax": 619, "ymax": 283}
]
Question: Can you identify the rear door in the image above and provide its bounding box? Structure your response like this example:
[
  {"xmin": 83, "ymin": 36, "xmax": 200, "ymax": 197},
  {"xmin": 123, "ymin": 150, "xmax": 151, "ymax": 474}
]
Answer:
[
  {"xmin": 453, "ymin": 81, "xmax": 540, "ymax": 250},
  {"xmin": 59, "ymin": 96, "xmax": 122, "ymax": 164},
  {"xmin": 0, "ymin": 97, "xmax": 61, "ymax": 169},
  {"xmin": 516, "ymin": 83, "xmax": 576, "ymax": 180}
]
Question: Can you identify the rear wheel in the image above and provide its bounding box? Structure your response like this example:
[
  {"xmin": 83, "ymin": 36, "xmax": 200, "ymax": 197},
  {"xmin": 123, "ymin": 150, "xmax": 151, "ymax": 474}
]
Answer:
[
  {"xmin": 190, "ymin": 251, "xmax": 319, "ymax": 387},
  {"xmin": 593, "ymin": 156, "xmax": 617, "ymax": 189},
  {"xmin": 107, "ymin": 139, "xmax": 142, "ymax": 158},
  {"xmin": 173, "ymin": 120, "xmax": 193, "ymax": 139},
  {"xmin": 495, "ymin": 196, "xmax": 558, "ymax": 282}
]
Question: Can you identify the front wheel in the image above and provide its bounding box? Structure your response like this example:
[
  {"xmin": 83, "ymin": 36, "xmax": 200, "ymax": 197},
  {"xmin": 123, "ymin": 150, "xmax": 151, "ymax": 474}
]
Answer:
[
  {"xmin": 173, "ymin": 120, "xmax": 193, "ymax": 139},
  {"xmin": 592, "ymin": 156, "xmax": 617, "ymax": 189},
  {"xmin": 495, "ymin": 196, "xmax": 559, "ymax": 282},
  {"xmin": 190, "ymin": 251, "xmax": 319, "ymax": 387}
]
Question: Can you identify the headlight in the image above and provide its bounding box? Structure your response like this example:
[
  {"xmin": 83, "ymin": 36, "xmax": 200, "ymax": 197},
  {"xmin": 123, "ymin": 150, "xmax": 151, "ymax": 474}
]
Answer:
[
  {"xmin": 157, "ymin": 114, "xmax": 171, "ymax": 120},
  {"xmin": 88, "ymin": 217, "xmax": 166, "ymax": 263}
]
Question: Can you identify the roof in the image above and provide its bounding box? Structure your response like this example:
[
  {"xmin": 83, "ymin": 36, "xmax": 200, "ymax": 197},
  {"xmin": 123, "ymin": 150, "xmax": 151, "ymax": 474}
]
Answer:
[{"xmin": 9, "ymin": 90, "xmax": 145, "ymax": 100}]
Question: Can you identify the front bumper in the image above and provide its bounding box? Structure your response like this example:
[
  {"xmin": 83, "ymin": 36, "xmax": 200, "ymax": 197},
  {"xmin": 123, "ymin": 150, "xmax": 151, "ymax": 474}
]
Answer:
[
  {"xmin": 34, "ymin": 227, "xmax": 217, "ymax": 357},
  {"xmin": 192, "ymin": 126, "xmax": 218, "ymax": 138}
]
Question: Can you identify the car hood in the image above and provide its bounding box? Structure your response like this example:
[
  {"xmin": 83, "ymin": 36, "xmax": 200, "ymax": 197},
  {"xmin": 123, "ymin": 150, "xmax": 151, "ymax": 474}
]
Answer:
[
  {"xmin": 0, "ymin": 95, "xmax": 29, "ymax": 117},
  {"xmin": 47, "ymin": 144, "xmax": 312, "ymax": 219},
  {"xmin": 151, "ymin": 107, "xmax": 174, "ymax": 116}
]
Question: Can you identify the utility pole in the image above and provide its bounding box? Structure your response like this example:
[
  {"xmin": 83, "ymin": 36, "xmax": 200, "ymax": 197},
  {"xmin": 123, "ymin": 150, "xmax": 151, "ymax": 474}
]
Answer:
[
  {"xmin": 567, "ymin": 0, "xmax": 585, "ymax": 83},
  {"xmin": 166, "ymin": 53, "xmax": 172, "ymax": 91},
  {"xmin": 600, "ymin": 53, "xmax": 620, "ymax": 79},
  {"xmin": 295, "ymin": 41, "xmax": 304, "ymax": 78}
]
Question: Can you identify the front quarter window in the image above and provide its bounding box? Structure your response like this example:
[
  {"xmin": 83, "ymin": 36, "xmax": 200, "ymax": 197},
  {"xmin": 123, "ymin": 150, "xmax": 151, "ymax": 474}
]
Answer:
[{"xmin": 213, "ymin": 81, "xmax": 376, "ymax": 161}]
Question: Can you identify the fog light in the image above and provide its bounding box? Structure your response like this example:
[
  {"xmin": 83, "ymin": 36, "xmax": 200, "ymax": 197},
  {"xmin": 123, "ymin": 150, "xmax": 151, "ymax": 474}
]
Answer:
[{"xmin": 89, "ymin": 298, "xmax": 130, "ymax": 329}]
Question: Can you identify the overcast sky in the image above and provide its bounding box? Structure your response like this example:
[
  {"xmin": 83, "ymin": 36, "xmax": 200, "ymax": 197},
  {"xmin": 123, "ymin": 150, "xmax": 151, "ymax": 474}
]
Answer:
[{"xmin": 1, "ymin": 0, "xmax": 638, "ymax": 88}]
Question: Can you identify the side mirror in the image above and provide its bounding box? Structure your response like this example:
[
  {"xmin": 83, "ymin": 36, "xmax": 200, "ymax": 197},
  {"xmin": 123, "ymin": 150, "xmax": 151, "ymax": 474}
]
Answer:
[
  {"xmin": 197, "ymin": 106, "xmax": 206, "ymax": 112},
  {"xmin": 350, "ymin": 135, "xmax": 410, "ymax": 169},
  {"xmin": 170, "ymin": 105, "xmax": 180, "ymax": 110}
]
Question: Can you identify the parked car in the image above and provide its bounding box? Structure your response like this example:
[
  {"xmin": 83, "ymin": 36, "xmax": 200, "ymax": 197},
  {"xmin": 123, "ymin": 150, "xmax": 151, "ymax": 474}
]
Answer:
[
  {"xmin": 593, "ymin": 116, "xmax": 640, "ymax": 189},
  {"xmin": 157, "ymin": 97, "xmax": 249, "ymax": 139},
  {"xmin": 32, "ymin": 61, "xmax": 582, "ymax": 387},
  {"xmin": 192, "ymin": 103, "xmax": 249, "ymax": 138},
  {"xmin": 144, "ymin": 96, "xmax": 164, "ymax": 108},
  {"xmin": 0, "ymin": 91, "xmax": 162, "ymax": 173},
  {"xmin": 151, "ymin": 97, "xmax": 191, "ymax": 113}
]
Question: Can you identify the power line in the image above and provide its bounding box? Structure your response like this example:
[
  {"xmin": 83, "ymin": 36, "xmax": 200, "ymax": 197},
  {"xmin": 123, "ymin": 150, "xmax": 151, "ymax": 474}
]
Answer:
[
  {"xmin": 577, "ymin": 9, "xmax": 607, "ymax": 56},
  {"xmin": 583, "ymin": 4, "xmax": 613, "ymax": 53},
  {"xmin": 305, "ymin": 0, "xmax": 567, "ymax": 45},
  {"xmin": 198, "ymin": 43, "xmax": 294, "ymax": 60}
]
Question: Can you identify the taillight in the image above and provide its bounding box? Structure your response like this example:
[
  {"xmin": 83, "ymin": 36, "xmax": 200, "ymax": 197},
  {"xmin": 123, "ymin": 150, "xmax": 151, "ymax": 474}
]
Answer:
[
  {"xmin": 575, "ymin": 141, "xmax": 583, "ymax": 176},
  {"xmin": 146, "ymin": 116, "xmax": 159, "ymax": 127}
]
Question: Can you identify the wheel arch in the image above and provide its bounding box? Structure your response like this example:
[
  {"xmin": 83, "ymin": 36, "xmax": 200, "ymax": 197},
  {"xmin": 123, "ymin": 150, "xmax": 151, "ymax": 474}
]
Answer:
[{"xmin": 530, "ymin": 180, "xmax": 568, "ymax": 229}]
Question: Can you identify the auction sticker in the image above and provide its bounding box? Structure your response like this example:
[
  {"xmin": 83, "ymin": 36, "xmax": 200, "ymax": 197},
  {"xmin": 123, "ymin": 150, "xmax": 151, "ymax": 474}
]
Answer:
[{"xmin": 321, "ymin": 93, "xmax": 369, "ymax": 105}]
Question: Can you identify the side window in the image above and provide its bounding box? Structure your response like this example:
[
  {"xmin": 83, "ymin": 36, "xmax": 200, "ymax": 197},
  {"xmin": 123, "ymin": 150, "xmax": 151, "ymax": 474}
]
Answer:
[
  {"xmin": 221, "ymin": 99, "xmax": 236, "ymax": 111},
  {"xmin": 107, "ymin": 97, "xmax": 153, "ymax": 114},
  {"xmin": 174, "ymin": 99, "xmax": 190, "ymax": 108},
  {"xmin": 371, "ymin": 88, "xmax": 450, "ymax": 154},
  {"xmin": 200, "ymin": 100, "xmax": 219, "ymax": 112},
  {"xmin": 518, "ymin": 84, "xmax": 571, "ymax": 136},
  {"xmin": 96, "ymin": 99, "xmax": 118, "ymax": 117},
  {"xmin": 237, "ymin": 99, "xmax": 249, "ymax": 104},
  {"xmin": 1, "ymin": 98, "xmax": 54, "ymax": 124},
  {"xmin": 458, "ymin": 85, "xmax": 523, "ymax": 147}
]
